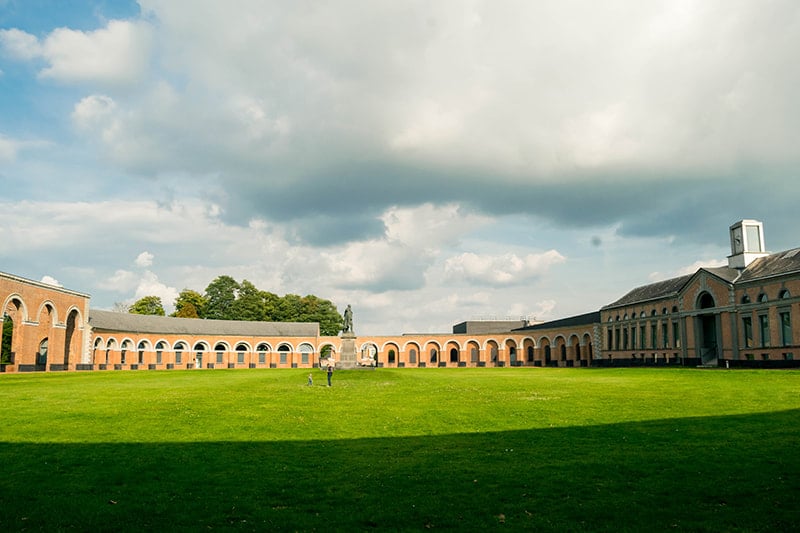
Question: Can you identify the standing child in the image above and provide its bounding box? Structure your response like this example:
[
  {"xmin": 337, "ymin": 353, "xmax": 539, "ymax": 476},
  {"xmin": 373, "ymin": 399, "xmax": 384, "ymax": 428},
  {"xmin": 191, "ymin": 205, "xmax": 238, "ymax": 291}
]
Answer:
[
  {"xmin": 307, "ymin": 373, "xmax": 313, "ymax": 386},
  {"xmin": 327, "ymin": 365, "xmax": 333, "ymax": 387}
]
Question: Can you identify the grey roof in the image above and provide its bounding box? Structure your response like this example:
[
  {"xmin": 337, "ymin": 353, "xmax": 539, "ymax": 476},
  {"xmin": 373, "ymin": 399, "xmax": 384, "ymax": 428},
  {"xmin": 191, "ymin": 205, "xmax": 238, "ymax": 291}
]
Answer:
[
  {"xmin": 737, "ymin": 248, "xmax": 800, "ymax": 283},
  {"xmin": 603, "ymin": 274, "xmax": 694, "ymax": 310},
  {"xmin": 703, "ymin": 266, "xmax": 741, "ymax": 283},
  {"xmin": 88, "ymin": 309, "xmax": 319, "ymax": 337},
  {"xmin": 513, "ymin": 311, "xmax": 600, "ymax": 332}
]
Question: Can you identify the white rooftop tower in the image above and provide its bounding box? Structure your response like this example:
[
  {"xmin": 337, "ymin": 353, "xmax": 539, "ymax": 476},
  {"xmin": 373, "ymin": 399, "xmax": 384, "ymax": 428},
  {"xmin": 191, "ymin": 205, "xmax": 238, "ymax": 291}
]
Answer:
[{"xmin": 728, "ymin": 219, "xmax": 768, "ymax": 269}]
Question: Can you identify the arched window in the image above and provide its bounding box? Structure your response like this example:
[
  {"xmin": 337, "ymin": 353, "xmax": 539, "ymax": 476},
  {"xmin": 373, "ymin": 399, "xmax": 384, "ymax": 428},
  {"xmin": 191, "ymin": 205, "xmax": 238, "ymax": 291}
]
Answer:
[
  {"xmin": 174, "ymin": 342, "xmax": 186, "ymax": 364},
  {"xmin": 121, "ymin": 340, "xmax": 132, "ymax": 364},
  {"xmin": 256, "ymin": 343, "xmax": 270, "ymax": 364},
  {"xmin": 698, "ymin": 292, "xmax": 715, "ymax": 309},
  {"xmin": 298, "ymin": 343, "xmax": 314, "ymax": 365},
  {"xmin": 37, "ymin": 338, "xmax": 48, "ymax": 367},
  {"xmin": 779, "ymin": 289, "xmax": 791, "ymax": 299},
  {"xmin": 758, "ymin": 293, "xmax": 768, "ymax": 303},
  {"xmin": 155, "ymin": 341, "xmax": 166, "ymax": 364},
  {"xmin": 137, "ymin": 341, "xmax": 147, "ymax": 364},
  {"xmin": 277, "ymin": 344, "xmax": 291, "ymax": 365},
  {"xmin": 409, "ymin": 348, "xmax": 417, "ymax": 364},
  {"xmin": 235, "ymin": 343, "xmax": 248, "ymax": 364}
]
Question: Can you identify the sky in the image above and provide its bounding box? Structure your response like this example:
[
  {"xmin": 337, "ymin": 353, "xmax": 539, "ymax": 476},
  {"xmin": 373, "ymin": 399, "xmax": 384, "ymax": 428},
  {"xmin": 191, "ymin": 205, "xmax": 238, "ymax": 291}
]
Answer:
[{"xmin": 1, "ymin": 1, "xmax": 799, "ymax": 335}]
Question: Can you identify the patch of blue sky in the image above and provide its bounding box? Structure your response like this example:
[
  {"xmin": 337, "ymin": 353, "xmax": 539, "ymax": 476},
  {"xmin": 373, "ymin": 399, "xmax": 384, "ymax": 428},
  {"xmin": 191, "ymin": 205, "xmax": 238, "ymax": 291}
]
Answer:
[{"xmin": 0, "ymin": 0, "xmax": 140, "ymax": 35}]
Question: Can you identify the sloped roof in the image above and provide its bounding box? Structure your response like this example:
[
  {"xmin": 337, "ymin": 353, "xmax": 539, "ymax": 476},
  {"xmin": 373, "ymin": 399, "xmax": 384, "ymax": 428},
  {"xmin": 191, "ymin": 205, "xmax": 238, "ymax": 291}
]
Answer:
[
  {"xmin": 88, "ymin": 309, "xmax": 319, "ymax": 337},
  {"xmin": 737, "ymin": 248, "xmax": 800, "ymax": 283},
  {"xmin": 603, "ymin": 274, "xmax": 693, "ymax": 310},
  {"xmin": 703, "ymin": 266, "xmax": 741, "ymax": 283},
  {"xmin": 602, "ymin": 264, "xmax": 743, "ymax": 310}
]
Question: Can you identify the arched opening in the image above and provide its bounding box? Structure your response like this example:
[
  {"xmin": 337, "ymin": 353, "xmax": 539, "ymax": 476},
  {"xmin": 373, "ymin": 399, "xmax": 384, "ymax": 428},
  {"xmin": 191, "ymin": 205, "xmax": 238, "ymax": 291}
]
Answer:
[
  {"xmin": 36, "ymin": 338, "xmax": 48, "ymax": 370},
  {"xmin": 236, "ymin": 343, "xmax": 250, "ymax": 365},
  {"xmin": 137, "ymin": 341, "xmax": 147, "ymax": 365},
  {"xmin": 2, "ymin": 312, "xmax": 15, "ymax": 366},
  {"xmin": 194, "ymin": 342, "xmax": 207, "ymax": 368},
  {"xmin": 155, "ymin": 341, "xmax": 166, "ymax": 365},
  {"xmin": 214, "ymin": 343, "xmax": 227, "ymax": 367},
  {"xmin": 696, "ymin": 291, "xmax": 719, "ymax": 366},
  {"xmin": 256, "ymin": 342, "xmax": 271, "ymax": 366},
  {"xmin": 277, "ymin": 343, "xmax": 291, "ymax": 366},
  {"xmin": 174, "ymin": 342, "xmax": 187, "ymax": 366},
  {"xmin": 298, "ymin": 343, "xmax": 314, "ymax": 366},
  {"xmin": 449, "ymin": 347, "xmax": 459, "ymax": 363},
  {"xmin": 62, "ymin": 309, "xmax": 79, "ymax": 369}
]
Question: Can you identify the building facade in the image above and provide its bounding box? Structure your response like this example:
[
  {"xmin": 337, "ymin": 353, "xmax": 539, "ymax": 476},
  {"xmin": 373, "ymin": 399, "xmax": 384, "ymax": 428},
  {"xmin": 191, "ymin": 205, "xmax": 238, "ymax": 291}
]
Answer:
[{"xmin": 2, "ymin": 220, "xmax": 799, "ymax": 372}]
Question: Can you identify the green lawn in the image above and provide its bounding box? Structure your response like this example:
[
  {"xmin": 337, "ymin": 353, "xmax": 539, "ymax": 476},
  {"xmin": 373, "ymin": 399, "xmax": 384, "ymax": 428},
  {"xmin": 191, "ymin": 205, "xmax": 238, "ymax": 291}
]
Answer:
[{"xmin": 1, "ymin": 368, "xmax": 798, "ymax": 531}]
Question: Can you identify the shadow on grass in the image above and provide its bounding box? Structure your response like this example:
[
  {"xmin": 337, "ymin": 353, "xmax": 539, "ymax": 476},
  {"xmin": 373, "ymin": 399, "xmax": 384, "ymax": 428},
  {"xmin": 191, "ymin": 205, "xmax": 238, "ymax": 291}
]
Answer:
[{"xmin": 1, "ymin": 409, "xmax": 798, "ymax": 531}]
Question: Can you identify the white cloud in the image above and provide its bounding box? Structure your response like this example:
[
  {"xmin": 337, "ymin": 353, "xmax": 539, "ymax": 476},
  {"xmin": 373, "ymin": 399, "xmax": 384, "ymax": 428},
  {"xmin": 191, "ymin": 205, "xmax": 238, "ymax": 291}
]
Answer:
[
  {"xmin": 648, "ymin": 258, "xmax": 728, "ymax": 282},
  {"xmin": 0, "ymin": 28, "xmax": 42, "ymax": 60},
  {"xmin": 444, "ymin": 250, "xmax": 566, "ymax": 286},
  {"xmin": 0, "ymin": 21, "xmax": 152, "ymax": 86},
  {"xmin": 133, "ymin": 271, "xmax": 179, "ymax": 312},
  {"xmin": 135, "ymin": 251, "xmax": 154, "ymax": 268},
  {"xmin": 98, "ymin": 269, "xmax": 139, "ymax": 292},
  {"xmin": 40, "ymin": 275, "xmax": 62, "ymax": 287},
  {"xmin": 0, "ymin": 134, "xmax": 18, "ymax": 162}
]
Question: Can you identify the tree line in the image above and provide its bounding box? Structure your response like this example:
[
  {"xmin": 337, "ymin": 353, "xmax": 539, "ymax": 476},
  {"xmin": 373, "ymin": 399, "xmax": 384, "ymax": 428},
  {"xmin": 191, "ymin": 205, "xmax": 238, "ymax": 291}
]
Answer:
[{"xmin": 125, "ymin": 275, "xmax": 344, "ymax": 336}]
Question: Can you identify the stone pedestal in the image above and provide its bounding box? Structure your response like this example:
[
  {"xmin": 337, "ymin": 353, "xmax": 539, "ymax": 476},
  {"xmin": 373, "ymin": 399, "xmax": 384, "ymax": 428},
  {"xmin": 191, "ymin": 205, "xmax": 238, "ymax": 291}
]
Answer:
[{"xmin": 338, "ymin": 332, "xmax": 358, "ymax": 369}]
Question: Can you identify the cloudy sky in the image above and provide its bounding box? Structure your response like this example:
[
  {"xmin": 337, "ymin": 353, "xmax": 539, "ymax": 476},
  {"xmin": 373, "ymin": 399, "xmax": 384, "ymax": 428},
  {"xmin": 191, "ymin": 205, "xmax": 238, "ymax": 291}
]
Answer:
[{"xmin": 1, "ymin": 1, "xmax": 799, "ymax": 335}]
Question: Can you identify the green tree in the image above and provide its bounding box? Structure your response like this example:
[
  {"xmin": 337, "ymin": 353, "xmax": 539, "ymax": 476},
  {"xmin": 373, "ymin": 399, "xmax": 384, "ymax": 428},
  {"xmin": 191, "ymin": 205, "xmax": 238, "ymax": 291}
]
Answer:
[
  {"xmin": 300, "ymin": 295, "xmax": 343, "ymax": 336},
  {"xmin": 231, "ymin": 280, "xmax": 265, "ymax": 321},
  {"xmin": 204, "ymin": 275, "xmax": 240, "ymax": 320},
  {"xmin": 2, "ymin": 318, "xmax": 13, "ymax": 364},
  {"xmin": 173, "ymin": 289, "xmax": 207, "ymax": 318},
  {"xmin": 260, "ymin": 290, "xmax": 281, "ymax": 321},
  {"xmin": 277, "ymin": 293, "xmax": 303, "ymax": 322},
  {"xmin": 129, "ymin": 296, "xmax": 166, "ymax": 316}
]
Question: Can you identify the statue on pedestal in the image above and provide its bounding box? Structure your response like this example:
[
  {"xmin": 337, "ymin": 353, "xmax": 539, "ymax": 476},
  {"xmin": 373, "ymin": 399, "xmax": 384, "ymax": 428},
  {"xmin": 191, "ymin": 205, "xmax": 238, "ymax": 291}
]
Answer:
[{"xmin": 342, "ymin": 304, "xmax": 353, "ymax": 334}]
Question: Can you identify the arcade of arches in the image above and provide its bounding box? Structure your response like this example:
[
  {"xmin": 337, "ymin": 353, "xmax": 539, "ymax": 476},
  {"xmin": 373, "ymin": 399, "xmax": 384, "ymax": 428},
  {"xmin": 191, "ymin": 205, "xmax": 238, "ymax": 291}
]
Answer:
[{"xmin": 4, "ymin": 219, "xmax": 800, "ymax": 372}]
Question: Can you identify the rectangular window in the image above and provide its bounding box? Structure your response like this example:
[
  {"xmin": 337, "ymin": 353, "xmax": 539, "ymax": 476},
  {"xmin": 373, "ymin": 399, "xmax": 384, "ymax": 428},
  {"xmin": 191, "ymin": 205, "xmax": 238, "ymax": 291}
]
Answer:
[
  {"xmin": 237, "ymin": 352, "xmax": 245, "ymax": 364},
  {"xmin": 607, "ymin": 327, "xmax": 613, "ymax": 350},
  {"xmin": 138, "ymin": 350, "xmax": 144, "ymax": 364},
  {"xmin": 639, "ymin": 325, "xmax": 646, "ymax": 350},
  {"xmin": 280, "ymin": 352, "xmax": 287, "ymax": 365},
  {"xmin": 614, "ymin": 328, "xmax": 620, "ymax": 351},
  {"xmin": 672, "ymin": 321, "xmax": 680, "ymax": 348},
  {"xmin": 623, "ymin": 328, "xmax": 629, "ymax": 350},
  {"xmin": 662, "ymin": 323, "xmax": 669, "ymax": 348},
  {"xmin": 175, "ymin": 351, "xmax": 182, "ymax": 364},
  {"xmin": 743, "ymin": 317, "xmax": 753, "ymax": 348},
  {"xmin": 121, "ymin": 350, "xmax": 126, "ymax": 364},
  {"xmin": 759, "ymin": 314, "xmax": 770, "ymax": 347},
  {"xmin": 650, "ymin": 323, "xmax": 657, "ymax": 350},
  {"xmin": 631, "ymin": 327, "xmax": 636, "ymax": 350},
  {"xmin": 302, "ymin": 353, "xmax": 309, "ymax": 364},
  {"xmin": 156, "ymin": 350, "xmax": 162, "ymax": 364},
  {"xmin": 258, "ymin": 352, "xmax": 266, "ymax": 364},
  {"xmin": 216, "ymin": 351, "xmax": 224, "ymax": 364},
  {"xmin": 780, "ymin": 311, "xmax": 792, "ymax": 346}
]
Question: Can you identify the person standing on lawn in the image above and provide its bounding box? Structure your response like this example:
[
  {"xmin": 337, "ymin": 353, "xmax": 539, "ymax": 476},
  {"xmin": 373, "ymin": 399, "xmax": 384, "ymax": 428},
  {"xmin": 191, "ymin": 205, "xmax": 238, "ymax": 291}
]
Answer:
[{"xmin": 327, "ymin": 364, "xmax": 333, "ymax": 387}]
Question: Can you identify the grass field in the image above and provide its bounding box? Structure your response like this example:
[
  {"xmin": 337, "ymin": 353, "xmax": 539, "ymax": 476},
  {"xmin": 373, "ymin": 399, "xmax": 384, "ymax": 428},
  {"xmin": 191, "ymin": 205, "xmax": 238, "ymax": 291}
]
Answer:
[{"xmin": 0, "ymin": 368, "xmax": 798, "ymax": 531}]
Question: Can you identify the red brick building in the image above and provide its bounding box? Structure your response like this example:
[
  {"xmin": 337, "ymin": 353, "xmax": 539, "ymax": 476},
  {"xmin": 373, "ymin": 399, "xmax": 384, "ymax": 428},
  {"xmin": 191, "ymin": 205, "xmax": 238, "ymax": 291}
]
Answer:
[{"xmin": 2, "ymin": 219, "xmax": 798, "ymax": 371}]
